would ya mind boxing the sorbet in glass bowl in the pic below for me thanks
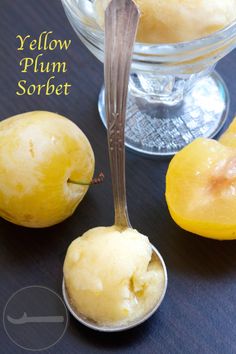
[62,0,236,156]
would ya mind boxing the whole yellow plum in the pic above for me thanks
[0,111,95,228]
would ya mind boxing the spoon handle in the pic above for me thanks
[104,0,140,228]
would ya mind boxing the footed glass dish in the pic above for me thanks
[62,0,236,157]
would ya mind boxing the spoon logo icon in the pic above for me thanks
[7,313,65,324]
[3,286,68,351]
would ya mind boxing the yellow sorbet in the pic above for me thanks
[95,0,236,43]
[63,226,165,325]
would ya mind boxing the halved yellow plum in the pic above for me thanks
[219,117,236,148]
[166,138,236,240]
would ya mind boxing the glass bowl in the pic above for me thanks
[61,0,236,157]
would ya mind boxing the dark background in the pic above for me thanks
[0,0,236,353]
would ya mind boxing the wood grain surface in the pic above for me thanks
[0,1,236,353]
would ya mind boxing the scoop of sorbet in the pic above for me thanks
[63,226,165,325]
[95,0,236,43]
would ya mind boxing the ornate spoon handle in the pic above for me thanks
[104,0,140,228]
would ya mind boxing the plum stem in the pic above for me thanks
[68,172,105,186]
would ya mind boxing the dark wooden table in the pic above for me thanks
[0,1,236,353]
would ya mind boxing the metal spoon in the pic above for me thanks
[63,0,168,332]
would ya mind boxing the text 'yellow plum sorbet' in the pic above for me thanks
[95,0,236,43]
[63,226,165,325]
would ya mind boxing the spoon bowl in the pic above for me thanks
[62,244,167,332]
